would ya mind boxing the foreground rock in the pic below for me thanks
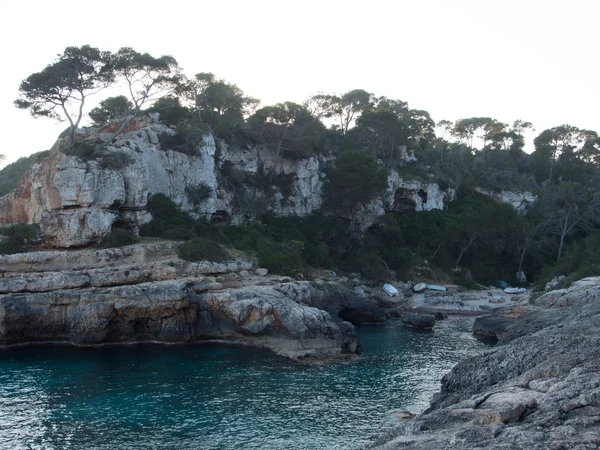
[370,277,600,449]
[0,242,360,362]
[401,313,435,329]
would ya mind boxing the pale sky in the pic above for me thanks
[1,0,599,167]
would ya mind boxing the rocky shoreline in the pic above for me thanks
[6,240,598,448]
[370,277,600,449]
[0,241,368,362]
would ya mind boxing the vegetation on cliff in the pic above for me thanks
[8,45,600,287]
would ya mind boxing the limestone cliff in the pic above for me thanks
[0,114,456,247]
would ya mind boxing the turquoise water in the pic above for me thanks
[0,318,490,450]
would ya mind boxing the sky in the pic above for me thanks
[1,0,599,167]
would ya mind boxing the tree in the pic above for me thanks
[324,149,388,230]
[576,130,600,164]
[329,89,374,133]
[88,96,133,126]
[303,93,336,121]
[179,72,258,126]
[353,109,409,159]
[248,102,325,173]
[110,47,181,138]
[14,45,114,145]
[533,125,583,182]
[404,109,436,146]
[537,182,600,261]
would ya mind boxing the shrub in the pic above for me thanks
[99,152,135,171]
[178,238,229,262]
[147,96,192,127]
[186,183,212,206]
[64,140,103,160]
[139,193,196,237]
[259,252,298,276]
[158,118,210,155]
[101,230,139,248]
[0,223,39,240]
[162,227,194,241]
[89,96,133,126]
[0,237,25,255]
[0,223,42,255]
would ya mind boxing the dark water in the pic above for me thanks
[0,318,490,450]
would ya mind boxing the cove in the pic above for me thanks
[0,317,491,450]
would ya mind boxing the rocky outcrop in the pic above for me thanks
[474,187,536,213]
[0,242,360,362]
[401,312,436,329]
[370,277,600,449]
[0,115,455,247]
[278,281,387,324]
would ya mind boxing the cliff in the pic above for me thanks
[370,278,600,449]
[0,114,456,247]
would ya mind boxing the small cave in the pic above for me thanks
[111,218,137,234]
[417,189,428,203]
[392,188,417,215]
[211,210,231,224]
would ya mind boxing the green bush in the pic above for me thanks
[158,118,210,155]
[140,194,196,237]
[147,96,192,127]
[99,152,134,171]
[0,223,42,255]
[258,252,298,276]
[0,237,25,255]
[162,227,194,241]
[178,238,229,262]
[101,230,139,248]
[64,140,103,160]
[0,223,39,240]
[186,183,212,206]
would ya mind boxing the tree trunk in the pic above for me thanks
[557,232,566,261]
[269,130,287,184]
[455,235,477,270]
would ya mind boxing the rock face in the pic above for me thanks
[474,187,536,213]
[0,242,360,362]
[401,312,436,329]
[0,115,455,247]
[370,277,600,449]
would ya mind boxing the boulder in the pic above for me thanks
[372,277,600,449]
[401,313,435,329]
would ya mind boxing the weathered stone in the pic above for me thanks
[0,116,457,246]
[371,277,600,449]
[0,243,360,363]
[401,313,436,329]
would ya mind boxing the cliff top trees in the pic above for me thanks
[248,102,324,160]
[109,47,181,138]
[14,45,114,145]
[178,72,258,127]
[324,149,388,230]
[14,45,181,143]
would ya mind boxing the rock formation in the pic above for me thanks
[0,114,456,247]
[0,242,361,362]
[370,277,600,449]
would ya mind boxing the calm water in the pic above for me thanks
[0,318,490,450]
